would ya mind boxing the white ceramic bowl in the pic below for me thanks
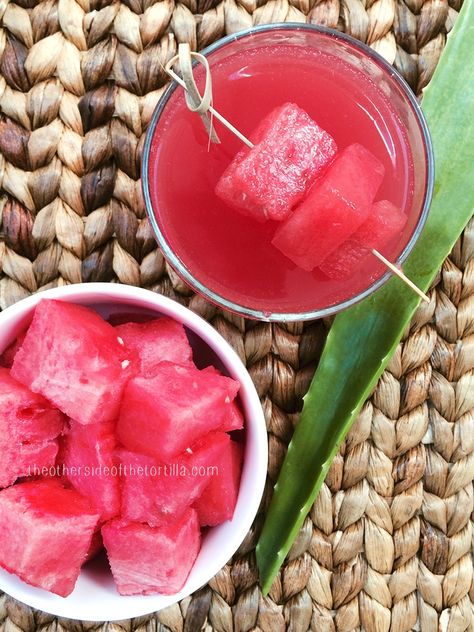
[0,283,268,621]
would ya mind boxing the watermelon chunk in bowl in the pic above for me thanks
[118,432,232,527]
[117,361,239,461]
[0,283,267,621]
[0,369,64,488]
[194,440,243,527]
[0,332,26,368]
[202,366,244,432]
[11,300,131,426]
[63,419,121,521]
[221,401,245,432]
[114,317,194,376]
[0,479,100,597]
[102,509,201,596]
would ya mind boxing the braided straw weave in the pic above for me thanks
[0,0,472,630]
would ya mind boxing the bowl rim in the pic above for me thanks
[0,282,268,621]
[142,22,434,322]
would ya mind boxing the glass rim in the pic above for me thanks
[142,22,435,322]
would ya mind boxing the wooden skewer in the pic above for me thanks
[164,62,430,305]
[371,249,429,302]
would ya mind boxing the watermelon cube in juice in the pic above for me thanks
[0,479,100,597]
[102,508,201,595]
[63,420,121,520]
[144,27,430,316]
[117,361,239,460]
[115,317,193,376]
[119,432,230,526]
[320,200,408,279]
[215,102,337,222]
[272,144,385,271]
[11,300,132,426]
[194,440,243,527]
[0,368,64,488]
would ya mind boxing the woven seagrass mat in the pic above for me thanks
[0,0,473,630]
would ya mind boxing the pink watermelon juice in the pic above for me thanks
[144,26,432,318]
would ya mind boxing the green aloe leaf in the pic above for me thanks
[256,0,474,593]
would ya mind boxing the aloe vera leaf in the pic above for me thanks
[256,0,474,593]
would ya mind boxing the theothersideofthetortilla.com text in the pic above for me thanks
[26,463,220,478]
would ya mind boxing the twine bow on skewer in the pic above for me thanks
[163,47,430,304]
[164,44,254,148]
[165,44,220,144]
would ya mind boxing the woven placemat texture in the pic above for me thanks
[0,0,472,630]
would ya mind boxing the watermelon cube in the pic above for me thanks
[0,368,64,488]
[222,401,245,432]
[316,144,385,209]
[63,420,120,520]
[215,102,337,222]
[119,432,230,526]
[11,300,132,426]
[202,366,244,432]
[194,440,243,526]
[272,144,385,271]
[102,508,201,595]
[115,317,193,376]
[0,479,100,596]
[0,332,26,368]
[117,361,240,460]
[0,368,64,443]
[320,200,408,279]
